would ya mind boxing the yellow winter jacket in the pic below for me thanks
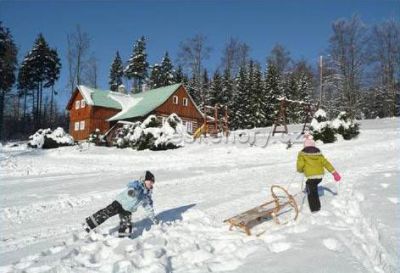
[296,147,335,178]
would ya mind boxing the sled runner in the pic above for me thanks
[223,185,299,236]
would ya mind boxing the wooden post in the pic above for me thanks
[272,98,288,136]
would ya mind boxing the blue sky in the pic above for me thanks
[1,0,399,108]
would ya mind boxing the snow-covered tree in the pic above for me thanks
[332,111,360,140]
[159,52,175,87]
[109,51,124,91]
[124,36,149,93]
[264,63,283,125]
[310,109,336,143]
[230,66,251,129]
[208,71,223,107]
[250,62,267,128]
[149,64,162,89]
[0,22,18,139]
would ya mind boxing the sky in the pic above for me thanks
[1,0,399,108]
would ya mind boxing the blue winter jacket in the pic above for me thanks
[115,180,155,221]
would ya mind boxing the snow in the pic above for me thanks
[314,109,327,118]
[107,91,143,120]
[78,85,94,105]
[0,118,399,273]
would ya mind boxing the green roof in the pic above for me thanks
[78,85,122,110]
[77,83,183,121]
[108,83,182,121]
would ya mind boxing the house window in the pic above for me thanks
[173,95,179,105]
[80,120,85,130]
[74,122,79,131]
[186,121,193,133]
[183,97,188,107]
[81,99,85,108]
[75,100,80,109]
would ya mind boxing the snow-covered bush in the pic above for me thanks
[332,112,360,140]
[88,129,106,146]
[113,114,185,151]
[310,109,336,143]
[28,128,74,149]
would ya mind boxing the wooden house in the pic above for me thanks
[66,83,204,141]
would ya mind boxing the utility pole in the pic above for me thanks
[319,55,323,104]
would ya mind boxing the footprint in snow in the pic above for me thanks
[268,242,291,253]
[322,238,342,252]
[387,197,399,204]
[380,183,390,189]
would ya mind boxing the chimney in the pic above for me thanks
[118,84,126,94]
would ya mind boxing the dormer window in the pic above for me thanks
[81,99,86,108]
[183,97,188,107]
[75,100,80,109]
[173,95,179,105]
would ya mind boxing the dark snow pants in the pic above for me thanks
[86,200,132,234]
[305,179,323,212]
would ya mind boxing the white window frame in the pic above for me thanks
[183,97,188,107]
[80,120,85,131]
[81,99,86,108]
[75,100,80,109]
[74,122,79,131]
[173,95,179,105]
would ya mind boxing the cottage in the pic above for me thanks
[66,83,203,141]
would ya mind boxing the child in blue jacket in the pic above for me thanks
[84,171,158,237]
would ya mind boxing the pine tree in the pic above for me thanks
[124,36,149,93]
[149,63,162,89]
[208,71,223,107]
[201,69,210,109]
[159,52,175,87]
[250,63,267,127]
[0,22,18,139]
[222,68,233,107]
[23,34,61,129]
[231,66,252,129]
[109,51,124,91]
[175,65,186,84]
[264,63,283,125]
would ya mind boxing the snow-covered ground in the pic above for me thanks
[0,118,398,273]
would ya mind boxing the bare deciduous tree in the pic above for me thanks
[369,18,400,116]
[67,25,91,92]
[220,37,250,77]
[178,34,211,81]
[328,15,367,117]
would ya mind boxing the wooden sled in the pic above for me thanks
[223,185,299,236]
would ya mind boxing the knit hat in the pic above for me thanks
[303,133,316,147]
[145,170,155,182]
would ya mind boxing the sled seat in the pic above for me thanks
[223,200,278,235]
[223,185,299,235]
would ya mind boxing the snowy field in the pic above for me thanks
[0,118,399,273]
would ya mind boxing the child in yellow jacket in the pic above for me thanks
[297,134,341,212]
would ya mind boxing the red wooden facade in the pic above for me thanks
[66,85,203,141]
[66,89,120,141]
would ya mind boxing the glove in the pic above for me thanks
[332,171,341,182]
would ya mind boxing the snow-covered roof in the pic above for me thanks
[71,83,192,121]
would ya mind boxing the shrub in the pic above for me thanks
[28,128,74,149]
[310,109,337,143]
[332,112,360,140]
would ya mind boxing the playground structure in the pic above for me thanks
[193,104,229,139]
[224,185,299,236]
[272,98,319,136]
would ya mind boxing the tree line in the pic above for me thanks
[1,15,399,141]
